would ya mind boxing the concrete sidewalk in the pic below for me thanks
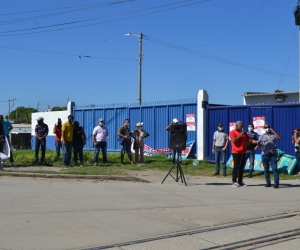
[0,176,299,250]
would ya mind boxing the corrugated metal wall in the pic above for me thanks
[206,103,300,161]
[73,101,197,153]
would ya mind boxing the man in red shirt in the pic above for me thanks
[53,118,62,159]
[230,121,257,187]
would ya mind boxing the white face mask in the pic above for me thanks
[264,128,269,133]
[248,127,253,132]
[218,127,223,131]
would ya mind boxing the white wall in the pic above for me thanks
[244,93,299,104]
[31,102,73,136]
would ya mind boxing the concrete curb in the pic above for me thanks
[0,172,141,182]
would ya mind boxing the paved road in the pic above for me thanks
[0,176,299,250]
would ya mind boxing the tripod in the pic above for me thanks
[162,151,187,186]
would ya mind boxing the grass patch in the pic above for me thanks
[2,150,299,180]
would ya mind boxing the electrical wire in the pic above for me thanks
[193,0,269,48]
[0,0,133,26]
[143,35,298,79]
[0,0,210,36]
[0,45,137,61]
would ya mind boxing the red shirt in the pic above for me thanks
[230,129,251,154]
[54,125,62,141]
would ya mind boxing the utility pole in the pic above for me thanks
[37,101,39,111]
[294,1,300,101]
[8,98,16,120]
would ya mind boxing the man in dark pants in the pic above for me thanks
[117,119,134,164]
[34,117,49,164]
[229,121,257,187]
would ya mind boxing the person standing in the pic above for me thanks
[132,122,150,164]
[117,119,134,164]
[61,115,74,167]
[53,118,62,159]
[0,115,14,166]
[166,118,186,164]
[0,121,4,169]
[292,127,300,175]
[212,123,229,176]
[34,117,49,164]
[258,123,281,188]
[245,123,259,178]
[230,121,257,187]
[73,121,86,167]
[93,119,109,165]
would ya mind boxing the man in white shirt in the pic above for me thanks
[93,119,109,165]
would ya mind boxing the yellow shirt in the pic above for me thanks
[61,121,74,142]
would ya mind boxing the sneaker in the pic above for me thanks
[93,163,97,166]
[223,173,227,177]
[265,183,271,188]
[232,182,239,188]
[248,174,252,178]
[10,162,14,167]
[213,172,219,176]
[239,182,247,187]
[273,184,279,189]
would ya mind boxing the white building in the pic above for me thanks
[242,91,299,105]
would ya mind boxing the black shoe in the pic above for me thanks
[273,184,279,189]
[248,174,252,178]
[223,173,227,177]
[265,183,271,187]
[213,172,219,176]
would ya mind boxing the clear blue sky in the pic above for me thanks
[0,0,298,115]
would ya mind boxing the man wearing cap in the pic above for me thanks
[117,119,134,164]
[61,115,74,167]
[212,123,229,176]
[131,122,150,164]
[35,117,49,164]
[0,115,13,166]
[166,118,185,164]
[93,119,109,165]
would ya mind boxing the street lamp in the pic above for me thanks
[125,32,143,105]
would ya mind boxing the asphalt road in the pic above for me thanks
[0,176,300,250]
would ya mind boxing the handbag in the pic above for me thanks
[117,136,124,145]
[265,134,279,158]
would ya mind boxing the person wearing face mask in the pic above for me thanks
[292,128,300,176]
[258,124,281,188]
[73,121,86,167]
[245,123,259,178]
[61,115,74,167]
[131,122,150,165]
[93,119,109,165]
[230,121,257,187]
[117,119,134,164]
[53,118,62,160]
[34,117,49,164]
[212,123,229,176]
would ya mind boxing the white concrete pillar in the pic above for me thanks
[197,90,209,160]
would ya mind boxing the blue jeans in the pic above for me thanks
[246,150,255,174]
[214,147,226,174]
[295,152,300,171]
[35,139,46,162]
[262,154,279,185]
[55,141,62,158]
[172,150,182,164]
[94,141,107,163]
[62,141,73,165]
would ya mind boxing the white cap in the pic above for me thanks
[173,118,179,123]
[136,122,143,127]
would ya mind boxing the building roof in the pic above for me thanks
[242,91,299,96]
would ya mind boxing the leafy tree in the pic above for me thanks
[51,106,67,111]
[274,89,284,93]
[9,106,37,123]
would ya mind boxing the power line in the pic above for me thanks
[0,45,137,61]
[0,0,210,37]
[192,0,269,48]
[0,0,133,27]
[143,35,298,79]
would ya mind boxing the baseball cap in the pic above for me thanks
[68,115,74,119]
[173,118,179,123]
[36,117,44,121]
[98,118,104,122]
[218,123,223,127]
[136,122,143,127]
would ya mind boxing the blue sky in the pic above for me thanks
[0,0,298,115]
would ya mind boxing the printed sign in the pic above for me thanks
[253,116,265,135]
[186,114,196,131]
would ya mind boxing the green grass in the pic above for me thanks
[2,150,299,180]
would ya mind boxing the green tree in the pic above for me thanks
[274,89,284,93]
[9,106,37,123]
[51,106,67,111]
